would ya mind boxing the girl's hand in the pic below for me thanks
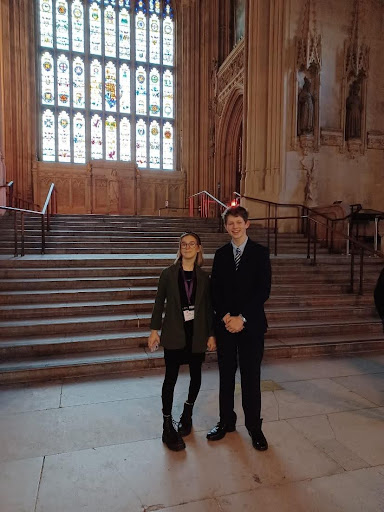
[148,330,160,352]
[207,336,216,351]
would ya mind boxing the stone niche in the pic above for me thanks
[32,161,186,216]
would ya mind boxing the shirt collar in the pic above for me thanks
[231,236,248,256]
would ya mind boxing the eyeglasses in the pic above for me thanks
[181,241,197,248]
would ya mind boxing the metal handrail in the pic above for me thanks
[0,183,57,256]
[241,193,362,253]
[249,213,384,295]
[188,190,227,209]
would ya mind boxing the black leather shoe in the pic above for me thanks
[206,422,236,441]
[178,402,193,437]
[249,428,268,451]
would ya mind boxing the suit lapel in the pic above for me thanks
[194,266,206,314]
[170,264,182,311]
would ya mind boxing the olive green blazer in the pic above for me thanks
[150,263,214,353]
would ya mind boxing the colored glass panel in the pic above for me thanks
[57,54,70,107]
[73,112,86,163]
[119,8,130,60]
[90,59,103,110]
[136,119,147,167]
[104,5,116,57]
[71,0,84,52]
[58,111,71,162]
[163,122,173,169]
[135,10,147,61]
[149,14,160,64]
[119,0,130,7]
[119,64,130,113]
[40,0,53,48]
[149,1,160,14]
[163,69,173,118]
[106,116,117,160]
[105,61,117,111]
[149,120,160,168]
[136,66,147,115]
[163,15,174,66]
[120,117,131,160]
[73,56,85,108]
[89,2,102,55]
[149,68,160,117]
[56,1,69,50]
[41,52,55,105]
[163,0,173,18]
[42,109,55,161]
[91,114,103,158]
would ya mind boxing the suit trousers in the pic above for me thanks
[216,327,264,431]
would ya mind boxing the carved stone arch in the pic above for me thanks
[215,86,244,205]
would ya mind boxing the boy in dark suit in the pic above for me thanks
[207,206,271,450]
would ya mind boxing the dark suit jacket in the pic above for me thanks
[150,263,214,352]
[211,238,271,337]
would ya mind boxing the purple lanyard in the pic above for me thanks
[182,269,194,305]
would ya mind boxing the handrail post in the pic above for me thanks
[41,215,46,254]
[21,212,25,257]
[346,221,350,255]
[349,243,355,293]
[312,222,317,265]
[274,216,278,256]
[374,217,378,252]
[330,219,334,252]
[326,219,329,250]
[47,206,50,232]
[359,247,364,295]
[267,203,271,249]
[307,217,311,259]
[14,211,18,257]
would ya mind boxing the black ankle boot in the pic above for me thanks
[178,402,194,437]
[162,415,186,451]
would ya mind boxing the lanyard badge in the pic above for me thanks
[182,269,195,321]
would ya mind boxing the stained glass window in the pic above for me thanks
[38,0,175,169]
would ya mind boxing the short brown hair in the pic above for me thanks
[174,231,204,267]
[223,206,249,224]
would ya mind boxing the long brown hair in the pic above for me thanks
[174,232,204,267]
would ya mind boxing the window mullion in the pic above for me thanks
[131,3,136,165]
[84,2,91,164]
[53,0,59,162]
[160,1,163,170]
[68,1,74,163]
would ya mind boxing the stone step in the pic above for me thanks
[1,333,384,384]
[0,312,381,338]
[0,287,374,306]
[0,301,376,321]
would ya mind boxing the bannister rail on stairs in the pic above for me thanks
[249,212,384,296]
[188,189,227,232]
[0,183,57,256]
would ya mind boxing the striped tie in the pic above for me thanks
[235,247,241,270]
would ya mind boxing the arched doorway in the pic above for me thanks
[215,87,244,205]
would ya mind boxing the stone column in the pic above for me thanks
[244,0,286,211]
[0,0,36,204]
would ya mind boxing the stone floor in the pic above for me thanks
[1,354,384,512]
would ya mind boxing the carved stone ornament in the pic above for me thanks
[347,138,362,159]
[217,40,244,108]
[367,131,384,150]
[320,129,343,147]
[299,134,315,155]
[345,0,369,80]
[296,0,321,71]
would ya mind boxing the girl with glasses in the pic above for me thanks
[148,232,216,451]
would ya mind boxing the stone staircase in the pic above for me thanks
[0,214,383,384]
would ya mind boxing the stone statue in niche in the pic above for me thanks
[345,80,362,140]
[298,77,315,136]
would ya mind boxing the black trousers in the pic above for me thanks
[161,357,203,416]
[216,328,264,431]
